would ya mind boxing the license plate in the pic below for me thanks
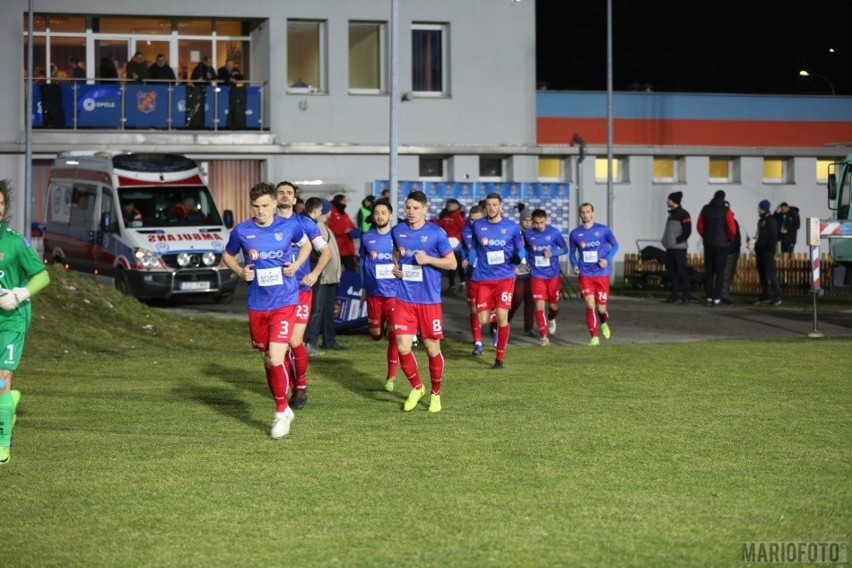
[180,281,211,291]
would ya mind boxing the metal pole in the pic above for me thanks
[606,0,614,228]
[388,0,399,221]
[25,0,34,236]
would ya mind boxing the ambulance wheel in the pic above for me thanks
[115,270,133,296]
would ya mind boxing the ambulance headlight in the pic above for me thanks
[133,248,160,269]
[176,253,191,267]
[202,252,217,266]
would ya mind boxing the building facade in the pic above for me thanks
[2,0,851,276]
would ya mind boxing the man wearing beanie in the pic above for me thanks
[696,190,737,306]
[661,191,692,304]
[754,199,782,305]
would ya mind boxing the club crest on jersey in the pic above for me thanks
[420,235,428,243]
[274,232,284,241]
[500,228,507,234]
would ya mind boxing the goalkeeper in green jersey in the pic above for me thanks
[0,180,50,465]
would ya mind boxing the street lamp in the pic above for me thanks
[799,69,836,95]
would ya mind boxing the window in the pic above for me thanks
[652,157,684,183]
[479,157,503,180]
[349,22,385,93]
[412,23,447,95]
[708,157,740,183]
[817,158,839,183]
[419,156,445,178]
[538,157,562,180]
[288,20,326,92]
[763,158,793,184]
[594,157,627,183]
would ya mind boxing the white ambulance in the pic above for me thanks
[43,151,239,302]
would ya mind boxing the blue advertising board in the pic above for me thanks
[74,84,122,128]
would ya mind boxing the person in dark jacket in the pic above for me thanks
[719,201,741,304]
[696,190,736,306]
[754,199,782,305]
[661,191,692,304]
[773,202,800,255]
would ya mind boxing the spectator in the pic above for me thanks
[190,56,216,84]
[754,199,782,306]
[304,198,344,353]
[327,194,361,272]
[719,201,741,305]
[661,191,692,305]
[773,202,800,255]
[98,53,118,83]
[148,54,176,83]
[68,56,86,80]
[696,189,736,307]
[356,195,375,233]
[435,198,467,292]
[125,51,149,83]
[217,60,238,85]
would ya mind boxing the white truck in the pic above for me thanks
[43,151,239,302]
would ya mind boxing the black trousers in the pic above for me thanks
[703,245,728,302]
[665,248,690,301]
[756,250,781,302]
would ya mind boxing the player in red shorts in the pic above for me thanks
[568,202,620,346]
[468,193,526,369]
[391,191,457,412]
[359,198,400,392]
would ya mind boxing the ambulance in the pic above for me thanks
[43,151,239,301]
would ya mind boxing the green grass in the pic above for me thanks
[2,265,850,567]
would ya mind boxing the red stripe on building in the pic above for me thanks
[537,118,852,147]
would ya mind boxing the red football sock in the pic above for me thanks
[470,313,482,343]
[386,330,399,379]
[399,351,423,390]
[585,307,598,336]
[265,363,289,412]
[535,308,548,337]
[292,343,308,388]
[427,352,444,395]
[496,324,510,360]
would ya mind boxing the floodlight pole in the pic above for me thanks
[388,0,400,222]
[605,0,614,228]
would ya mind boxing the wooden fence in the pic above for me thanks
[622,252,836,296]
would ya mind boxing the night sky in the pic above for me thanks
[536,0,852,96]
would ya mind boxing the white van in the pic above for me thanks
[43,151,239,302]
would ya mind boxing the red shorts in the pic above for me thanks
[248,305,297,351]
[295,290,313,325]
[578,275,610,305]
[366,295,396,329]
[530,275,561,304]
[393,300,444,340]
[475,277,515,312]
[465,279,480,309]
